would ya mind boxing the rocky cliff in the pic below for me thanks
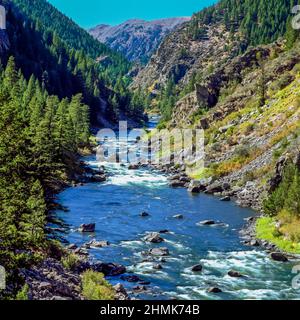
[89,17,190,62]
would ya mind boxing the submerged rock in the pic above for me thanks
[128,164,140,170]
[140,211,150,217]
[173,214,184,219]
[120,275,141,283]
[207,287,222,293]
[159,229,170,234]
[220,196,231,202]
[191,264,203,272]
[153,264,163,270]
[198,220,216,226]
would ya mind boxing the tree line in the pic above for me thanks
[0,57,89,277]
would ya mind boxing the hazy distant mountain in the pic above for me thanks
[89,17,190,62]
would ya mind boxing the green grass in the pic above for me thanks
[256,217,300,254]
[81,271,115,300]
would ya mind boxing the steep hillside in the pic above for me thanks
[139,0,300,252]
[133,0,298,93]
[0,0,143,126]
[89,18,190,63]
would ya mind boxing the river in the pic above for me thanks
[56,117,300,300]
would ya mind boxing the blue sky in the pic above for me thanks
[48,0,216,28]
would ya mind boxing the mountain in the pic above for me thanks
[133,0,298,93]
[89,17,190,63]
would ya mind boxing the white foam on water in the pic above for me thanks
[107,171,168,187]
[119,240,144,249]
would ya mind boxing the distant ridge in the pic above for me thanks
[89,17,190,62]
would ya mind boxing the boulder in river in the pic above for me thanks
[153,264,163,270]
[78,223,96,233]
[128,164,140,170]
[133,285,148,292]
[89,240,110,248]
[144,232,164,244]
[270,252,288,262]
[173,214,184,219]
[228,270,244,278]
[207,287,222,293]
[159,230,169,234]
[191,264,203,272]
[198,220,216,226]
[93,262,126,276]
[148,247,170,257]
[140,211,150,217]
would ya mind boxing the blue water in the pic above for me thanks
[56,119,300,300]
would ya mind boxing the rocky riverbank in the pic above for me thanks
[14,155,133,301]
[21,256,129,300]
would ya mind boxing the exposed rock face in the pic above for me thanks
[171,44,279,127]
[132,22,242,91]
[21,258,83,300]
[89,18,190,62]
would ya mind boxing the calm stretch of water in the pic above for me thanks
[56,118,300,300]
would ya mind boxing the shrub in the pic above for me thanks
[16,284,29,300]
[81,271,115,300]
[61,253,80,271]
[263,163,300,217]
[234,145,250,158]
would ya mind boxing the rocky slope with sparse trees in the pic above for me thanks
[133,0,300,253]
